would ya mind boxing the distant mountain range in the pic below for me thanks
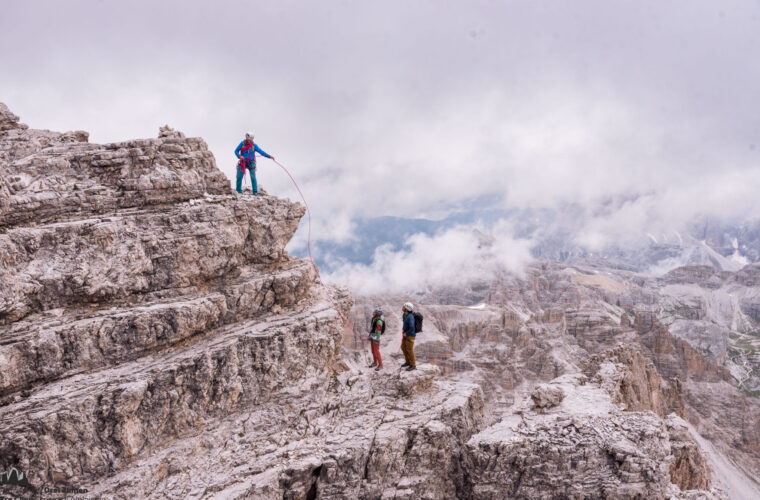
[291,208,760,275]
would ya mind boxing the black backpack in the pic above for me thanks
[371,316,386,335]
[413,312,423,333]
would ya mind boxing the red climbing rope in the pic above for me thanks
[271,159,370,364]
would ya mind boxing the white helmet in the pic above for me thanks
[245,133,253,141]
[403,302,414,312]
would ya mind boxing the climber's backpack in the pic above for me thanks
[413,312,423,334]
[371,316,386,335]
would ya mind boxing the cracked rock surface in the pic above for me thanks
[0,105,346,497]
[0,104,744,499]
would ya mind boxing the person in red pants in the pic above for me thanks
[368,307,385,371]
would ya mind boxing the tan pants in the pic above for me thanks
[401,335,416,366]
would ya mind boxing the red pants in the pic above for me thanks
[370,340,382,367]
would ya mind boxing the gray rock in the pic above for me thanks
[465,373,714,500]
[530,383,565,409]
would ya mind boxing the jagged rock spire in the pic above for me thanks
[0,102,28,133]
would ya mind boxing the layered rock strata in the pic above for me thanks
[464,369,714,499]
[352,261,760,498]
[0,105,348,495]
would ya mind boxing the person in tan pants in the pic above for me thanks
[400,302,416,371]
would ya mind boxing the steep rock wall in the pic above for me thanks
[0,105,347,492]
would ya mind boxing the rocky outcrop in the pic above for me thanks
[662,266,727,288]
[730,263,760,287]
[463,368,714,499]
[666,415,712,492]
[0,106,512,500]
[0,303,343,483]
[635,310,731,383]
[0,259,315,397]
[0,117,229,228]
[467,412,674,498]
[0,105,348,494]
[0,102,28,134]
[565,308,627,350]
[530,383,564,409]
[0,197,304,324]
[84,368,486,499]
[584,344,685,417]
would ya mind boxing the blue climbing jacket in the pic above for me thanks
[403,312,416,337]
[235,140,271,169]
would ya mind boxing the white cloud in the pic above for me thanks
[2,0,760,262]
[324,222,533,294]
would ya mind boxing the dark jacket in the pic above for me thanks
[402,312,416,337]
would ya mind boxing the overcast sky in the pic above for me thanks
[2,1,760,281]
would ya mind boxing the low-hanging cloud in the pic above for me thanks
[324,221,533,294]
[2,0,760,275]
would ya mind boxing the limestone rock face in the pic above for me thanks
[584,344,683,417]
[0,105,499,500]
[0,120,230,228]
[395,363,440,396]
[467,413,674,499]
[663,266,725,287]
[464,368,714,500]
[0,102,28,133]
[530,383,565,409]
[352,259,760,498]
[87,372,486,500]
[0,105,347,495]
[666,415,712,492]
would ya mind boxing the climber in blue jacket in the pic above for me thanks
[235,133,274,195]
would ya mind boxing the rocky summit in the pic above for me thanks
[0,104,757,499]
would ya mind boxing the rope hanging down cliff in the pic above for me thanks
[271,159,370,363]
